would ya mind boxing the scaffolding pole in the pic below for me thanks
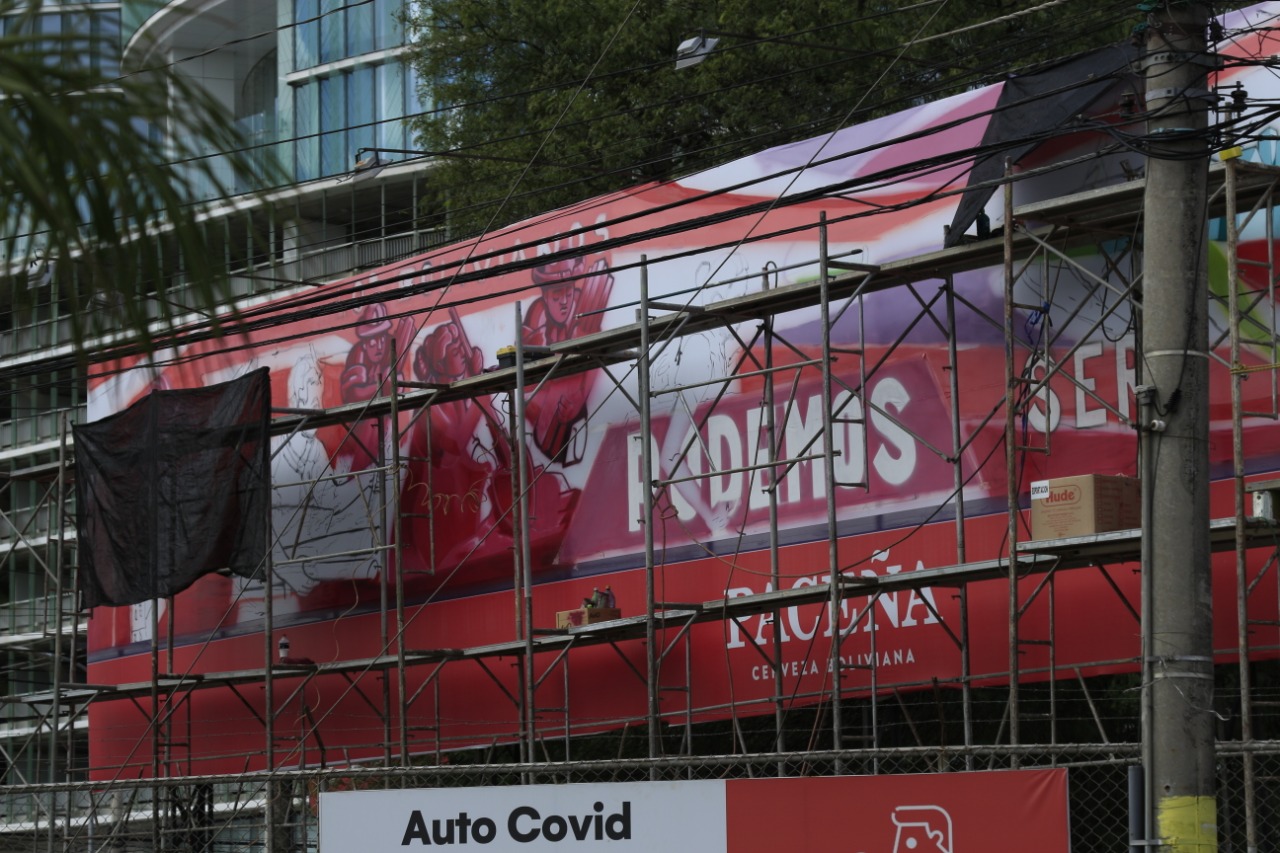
[390,340,409,763]
[514,301,538,766]
[1226,154,1258,852]
[1002,160,1021,756]
[818,216,845,767]
[944,275,974,768]
[638,260,660,768]
[762,266,786,770]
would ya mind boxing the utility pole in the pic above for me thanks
[1140,2,1217,851]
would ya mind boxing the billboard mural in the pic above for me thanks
[320,769,1070,852]
[82,4,1280,777]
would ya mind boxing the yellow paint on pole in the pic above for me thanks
[1157,796,1218,851]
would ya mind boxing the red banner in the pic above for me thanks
[80,18,1280,778]
[726,769,1069,853]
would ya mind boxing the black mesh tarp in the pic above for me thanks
[73,368,271,608]
[945,43,1140,247]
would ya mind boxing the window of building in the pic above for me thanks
[295,81,319,182]
[348,2,373,56]
[1,6,120,75]
[318,0,346,65]
[293,59,424,182]
[294,0,319,70]
[318,73,347,176]
[374,0,402,51]
[295,0,404,71]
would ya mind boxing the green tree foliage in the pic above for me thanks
[405,0,1139,237]
[0,0,277,349]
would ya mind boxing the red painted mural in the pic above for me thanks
[81,7,1280,778]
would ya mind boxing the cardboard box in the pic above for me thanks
[555,607,622,629]
[1029,475,1140,541]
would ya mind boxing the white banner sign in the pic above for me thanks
[320,779,728,851]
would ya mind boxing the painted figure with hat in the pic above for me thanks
[521,254,613,461]
[394,250,612,595]
[400,310,507,590]
[338,302,414,471]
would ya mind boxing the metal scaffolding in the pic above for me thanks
[3,159,1280,849]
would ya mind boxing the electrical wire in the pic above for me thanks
[34,54,1147,376]
[396,2,1141,232]
[0,8,1152,391]
[0,100,1221,405]
[5,1,1274,768]
[2,0,1141,261]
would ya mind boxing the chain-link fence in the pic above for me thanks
[2,742,1278,852]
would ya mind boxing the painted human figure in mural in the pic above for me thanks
[400,314,506,589]
[397,253,613,593]
[232,353,374,620]
[338,302,414,471]
[253,349,378,616]
[522,256,614,462]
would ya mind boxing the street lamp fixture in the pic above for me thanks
[354,146,558,171]
[675,33,720,69]
[351,145,568,182]
[675,27,866,70]
[351,147,426,182]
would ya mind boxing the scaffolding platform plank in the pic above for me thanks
[5,512,1279,711]
[1017,517,1280,567]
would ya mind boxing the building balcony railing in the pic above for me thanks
[0,408,77,454]
[0,594,80,640]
